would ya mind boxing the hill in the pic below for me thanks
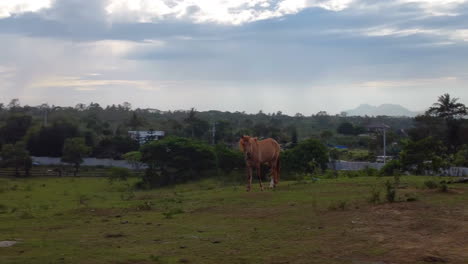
[345,104,420,117]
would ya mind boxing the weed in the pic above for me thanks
[162,208,184,219]
[78,195,90,206]
[385,180,396,203]
[439,183,449,193]
[424,180,438,189]
[18,211,34,219]
[328,200,347,211]
[136,201,153,211]
[404,193,418,202]
[149,255,163,263]
[368,188,381,204]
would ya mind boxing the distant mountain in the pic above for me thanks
[345,104,420,117]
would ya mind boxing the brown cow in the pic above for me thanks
[239,136,281,191]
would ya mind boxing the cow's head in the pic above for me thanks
[239,135,257,160]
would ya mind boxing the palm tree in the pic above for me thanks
[426,93,467,119]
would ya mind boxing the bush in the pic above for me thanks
[424,180,438,189]
[107,167,131,182]
[214,144,244,174]
[368,188,381,204]
[140,136,216,188]
[380,160,402,176]
[385,180,396,203]
[439,182,449,193]
[281,138,328,174]
[454,145,468,167]
[362,167,380,177]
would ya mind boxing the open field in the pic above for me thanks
[0,175,467,264]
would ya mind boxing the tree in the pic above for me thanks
[0,114,32,144]
[123,151,143,171]
[337,122,355,135]
[425,94,467,152]
[7,99,21,111]
[400,137,448,174]
[426,93,467,120]
[27,120,79,157]
[320,130,333,143]
[140,136,216,187]
[0,142,32,177]
[127,112,145,130]
[61,138,91,177]
[214,143,244,174]
[281,138,329,173]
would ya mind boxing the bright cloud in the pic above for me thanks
[0,0,52,18]
[106,0,356,24]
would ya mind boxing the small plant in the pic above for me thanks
[136,201,153,211]
[404,193,418,202]
[162,208,184,219]
[78,194,90,206]
[424,180,438,189]
[18,211,34,219]
[380,160,402,176]
[328,200,347,211]
[368,188,381,204]
[439,183,449,193]
[385,180,396,203]
[149,255,163,263]
[107,167,131,182]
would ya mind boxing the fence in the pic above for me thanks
[328,161,468,177]
[328,160,385,171]
[31,157,146,169]
[0,167,144,178]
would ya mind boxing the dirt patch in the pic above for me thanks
[349,202,468,264]
[0,241,18,247]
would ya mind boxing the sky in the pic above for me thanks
[0,0,467,115]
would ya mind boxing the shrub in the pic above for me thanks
[368,188,381,204]
[140,137,216,188]
[380,160,402,176]
[281,138,328,174]
[362,167,380,177]
[439,182,449,192]
[214,143,244,174]
[107,167,131,182]
[400,137,448,174]
[385,180,396,203]
[328,200,348,211]
[424,180,438,189]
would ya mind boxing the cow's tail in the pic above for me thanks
[275,156,280,184]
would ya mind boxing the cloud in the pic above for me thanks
[0,0,468,114]
[0,0,52,18]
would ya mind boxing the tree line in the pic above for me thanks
[1,94,467,182]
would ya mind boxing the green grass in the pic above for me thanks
[0,175,467,264]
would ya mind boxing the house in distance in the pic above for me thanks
[128,130,165,145]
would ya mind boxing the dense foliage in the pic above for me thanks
[282,138,329,173]
[140,137,216,187]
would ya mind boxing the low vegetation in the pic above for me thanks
[0,175,466,264]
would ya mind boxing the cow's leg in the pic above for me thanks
[268,162,275,188]
[257,165,264,191]
[246,166,252,192]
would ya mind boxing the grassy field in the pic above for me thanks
[0,175,467,264]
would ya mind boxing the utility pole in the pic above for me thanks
[383,128,387,164]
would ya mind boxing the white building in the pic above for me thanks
[128,130,165,145]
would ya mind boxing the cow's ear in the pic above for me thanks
[239,139,245,152]
[254,137,258,142]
